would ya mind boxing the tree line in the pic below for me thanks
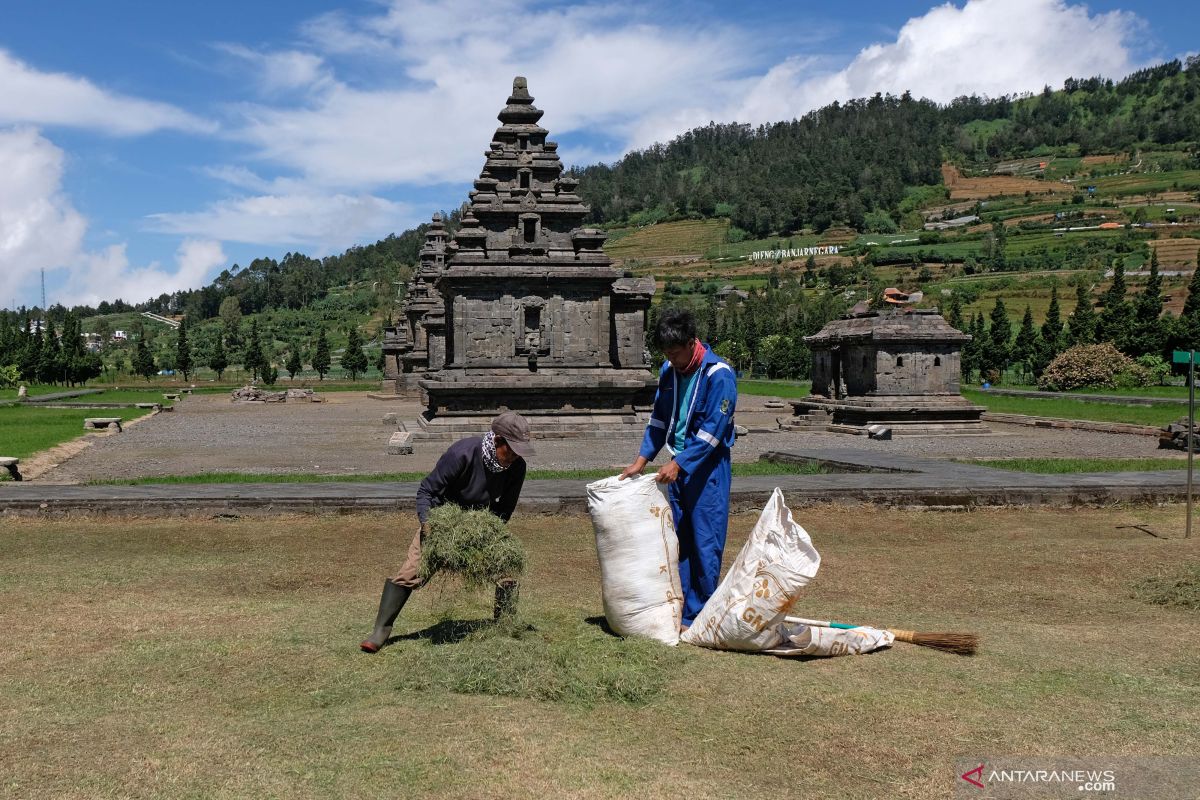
[954,247,1200,384]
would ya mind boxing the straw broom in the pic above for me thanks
[784,615,979,656]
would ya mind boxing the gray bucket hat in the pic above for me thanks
[491,411,535,458]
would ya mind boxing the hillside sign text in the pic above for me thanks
[749,245,840,261]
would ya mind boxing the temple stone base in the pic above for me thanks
[393,373,427,398]
[413,370,654,440]
[782,394,990,436]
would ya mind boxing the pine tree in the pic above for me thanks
[1130,255,1165,356]
[286,342,303,380]
[1012,305,1040,382]
[175,318,192,382]
[1097,261,1134,350]
[1067,283,1097,345]
[133,337,156,381]
[312,328,331,380]
[1101,260,1127,308]
[342,326,368,380]
[982,297,1012,381]
[243,319,265,381]
[37,318,62,385]
[208,334,228,381]
[962,312,986,383]
[1173,251,1200,352]
[1036,286,1065,376]
[947,293,964,331]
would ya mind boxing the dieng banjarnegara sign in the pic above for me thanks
[749,246,840,260]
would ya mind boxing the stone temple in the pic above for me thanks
[782,308,987,436]
[412,77,656,439]
[381,213,449,395]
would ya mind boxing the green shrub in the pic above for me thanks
[1135,354,1172,386]
[1038,343,1149,391]
[0,364,19,389]
[420,505,526,587]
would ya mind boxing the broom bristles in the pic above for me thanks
[891,629,979,656]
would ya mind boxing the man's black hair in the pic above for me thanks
[654,308,697,349]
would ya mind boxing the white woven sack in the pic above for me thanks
[586,475,683,646]
[681,488,820,651]
[763,623,895,657]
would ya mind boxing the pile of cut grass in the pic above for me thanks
[420,505,526,587]
[394,613,686,707]
[1132,562,1200,610]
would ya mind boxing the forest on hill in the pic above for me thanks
[571,59,1200,237]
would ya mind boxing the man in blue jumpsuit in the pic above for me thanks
[620,308,737,630]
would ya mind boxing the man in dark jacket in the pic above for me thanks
[360,411,533,652]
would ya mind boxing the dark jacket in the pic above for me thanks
[415,436,526,523]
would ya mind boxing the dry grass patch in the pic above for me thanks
[1,506,1198,798]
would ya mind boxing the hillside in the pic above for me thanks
[574,59,1200,238]
[5,59,1200,387]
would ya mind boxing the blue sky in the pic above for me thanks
[1,0,1195,309]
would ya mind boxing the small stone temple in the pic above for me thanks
[413,77,656,439]
[381,213,450,395]
[782,308,987,435]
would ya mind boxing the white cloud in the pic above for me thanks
[0,127,87,305]
[224,0,755,187]
[734,0,1144,124]
[0,49,215,135]
[74,238,226,307]
[215,44,331,94]
[0,127,225,308]
[145,191,409,250]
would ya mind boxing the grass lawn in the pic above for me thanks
[90,460,829,486]
[35,389,179,406]
[959,457,1189,473]
[976,383,1192,400]
[737,379,812,398]
[0,383,68,400]
[0,405,150,462]
[1,507,1196,798]
[962,389,1181,426]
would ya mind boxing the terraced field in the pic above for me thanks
[603,219,730,263]
[1148,237,1200,267]
[942,164,1073,200]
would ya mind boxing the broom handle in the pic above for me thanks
[784,615,861,630]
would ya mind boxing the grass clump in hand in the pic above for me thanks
[1132,562,1200,610]
[419,504,526,587]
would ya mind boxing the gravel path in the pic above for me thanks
[39,391,1179,484]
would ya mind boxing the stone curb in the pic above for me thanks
[982,412,1161,437]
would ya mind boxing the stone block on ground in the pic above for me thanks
[382,412,398,427]
[734,424,749,437]
[387,431,414,455]
[0,456,22,481]
[84,417,123,432]
[763,400,787,410]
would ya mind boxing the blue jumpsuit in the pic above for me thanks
[638,345,737,626]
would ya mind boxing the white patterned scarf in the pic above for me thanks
[481,431,508,473]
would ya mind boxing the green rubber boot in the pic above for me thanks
[360,581,411,653]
